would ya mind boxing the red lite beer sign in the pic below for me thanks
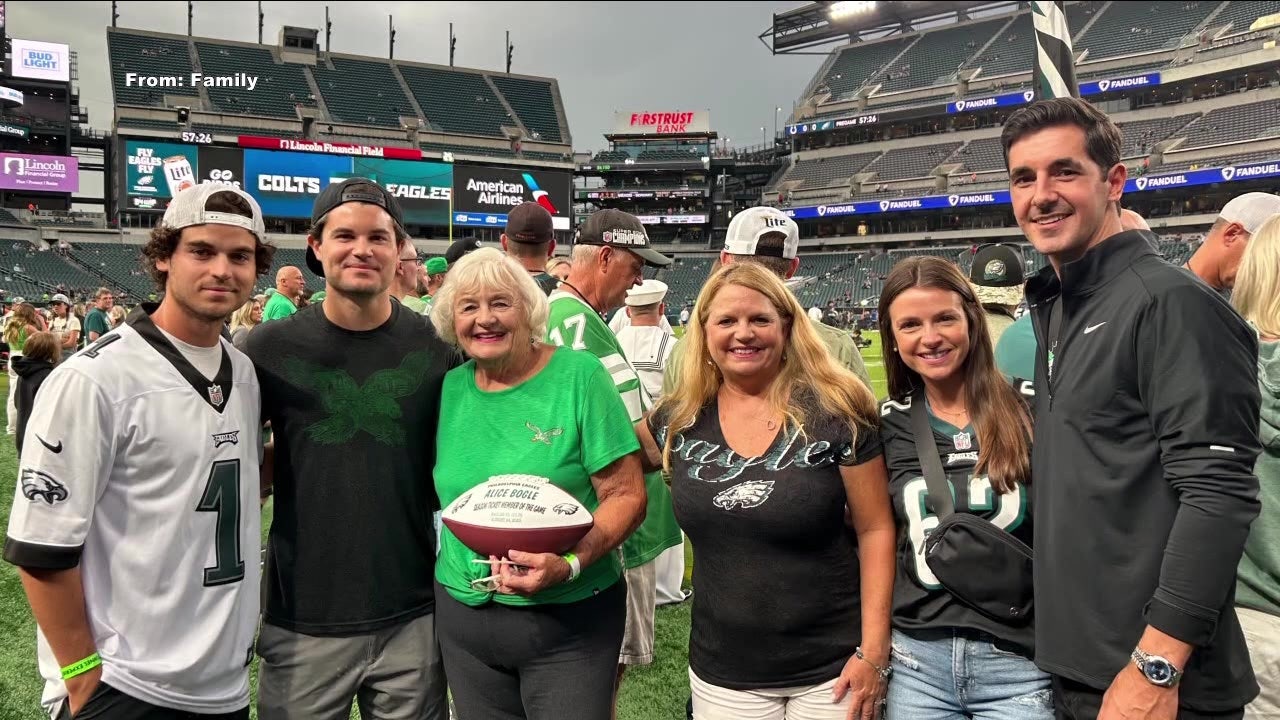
[630,112,697,134]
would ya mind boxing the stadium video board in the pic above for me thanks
[451,167,572,230]
[122,139,454,224]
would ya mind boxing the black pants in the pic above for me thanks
[1052,676,1244,720]
[436,578,627,720]
[59,682,249,720]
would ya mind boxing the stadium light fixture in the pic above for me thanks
[828,1,877,21]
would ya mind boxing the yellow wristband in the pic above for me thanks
[60,652,101,681]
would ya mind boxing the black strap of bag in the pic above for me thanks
[910,390,954,518]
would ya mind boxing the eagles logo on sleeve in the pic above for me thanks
[20,469,69,506]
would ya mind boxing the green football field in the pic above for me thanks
[0,332,887,719]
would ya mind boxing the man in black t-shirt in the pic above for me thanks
[500,201,561,295]
[246,179,456,720]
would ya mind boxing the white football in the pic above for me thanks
[442,474,594,558]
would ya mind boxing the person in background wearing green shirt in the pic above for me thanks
[429,247,646,720]
[262,266,305,322]
[392,243,429,314]
[422,258,447,314]
[81,287,114,344]
[546,209,682,709]
[1229,214,1280,719]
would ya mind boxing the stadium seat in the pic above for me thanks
[109,30,201,107]
[1075,1,1216,60]
[489,76,563,143]
[399,66,515,138]
[196,43,317,119]
[875,17,1010,93]
[1116,112,1202,157]
[864,142,963,181]
[818,37,916,100]
[1204,0,1280,33]
[1178,98,1280,149]
[783,151,883,188]
[312,58,413,128]
[947,137,1008,173]
[964,13,1035,80]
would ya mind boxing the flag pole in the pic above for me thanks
[1032,1,1080,99]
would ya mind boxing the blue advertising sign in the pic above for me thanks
[453,211,508,228]
[1079,72,1161,96]
[947,91,1036,114]
[781,158,1280,220]
[242,149,352,219]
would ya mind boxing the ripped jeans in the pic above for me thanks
[885,627,1054,720]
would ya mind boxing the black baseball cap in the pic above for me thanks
[445,237,483,264]
[574,209,671,267]
[969,243,1025,287]
[305,178,405,277]
[505,202,555,243]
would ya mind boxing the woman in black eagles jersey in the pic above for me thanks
[635,262,895,720]
[877,256,1053,718]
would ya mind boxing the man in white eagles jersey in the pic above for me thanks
[3,183,275,720]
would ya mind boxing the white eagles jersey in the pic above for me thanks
[3,306,263,714]
[615,325,676,402]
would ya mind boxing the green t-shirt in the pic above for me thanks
[262,292,298,322]
[83,307,110,341]
[545,291,683,568]
[434,346,639,607]
[400,295,428,314]
[994,313,1037,382]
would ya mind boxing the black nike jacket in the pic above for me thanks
[1024,230,1261,710]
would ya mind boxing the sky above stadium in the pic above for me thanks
[12,0,824,155]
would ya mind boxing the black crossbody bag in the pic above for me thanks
[910,392,1035,626]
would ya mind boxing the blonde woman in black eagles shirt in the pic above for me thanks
[876,256,1052,718]
[635,262,895,720]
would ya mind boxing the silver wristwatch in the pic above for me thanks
[1131,648,1182,688]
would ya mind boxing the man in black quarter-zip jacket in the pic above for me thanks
[1002,97,1262,720]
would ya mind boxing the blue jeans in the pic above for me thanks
[886,628,1054,720]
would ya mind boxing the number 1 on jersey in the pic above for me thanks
[197,460,244,587]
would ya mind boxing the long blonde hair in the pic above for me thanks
[1234,214,1280,339]
[4,303,38,346]
[229,299,261,333]
[656,262,878,471]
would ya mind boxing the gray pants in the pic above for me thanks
[256,612,448,720]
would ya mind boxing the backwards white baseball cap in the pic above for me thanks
[1219,192,1280,234]
[163,183,267,241]
[724,206,799,259]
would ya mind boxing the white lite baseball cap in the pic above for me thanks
[724,206,800,259]
[163,183,267,241]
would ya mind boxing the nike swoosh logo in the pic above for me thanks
[37,435,62,453]
[1084,322,1107,334]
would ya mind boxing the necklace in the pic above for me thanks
[926,394,972,449]
[557,280,602,318]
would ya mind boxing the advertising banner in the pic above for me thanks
[613,111,710,135]
[452,166,571,230]
[780,158,1280,220]
[947,90,1035,115]
[0,122,28,139]
[197,146,246,190]
[11,39,70,82]
[348,158,452,226]
[242,148,351,219]
[238,135,423,161]
[1080,72,1161,96]
[0,152,77,192]
[124,140,200,204]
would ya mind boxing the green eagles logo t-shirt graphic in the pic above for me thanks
[283,351,432,446]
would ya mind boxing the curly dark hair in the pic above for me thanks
[141,190,277,291]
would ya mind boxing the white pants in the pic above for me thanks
[655,537,688,605]
[1240,606,1280,720]
[690,669,852,720]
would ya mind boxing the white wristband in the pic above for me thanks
[562,552,581,582]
